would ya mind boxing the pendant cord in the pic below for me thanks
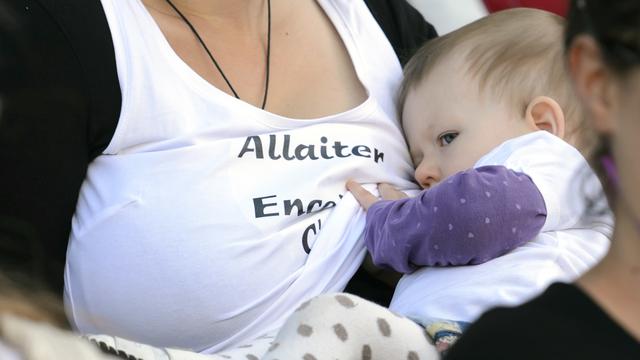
[164,0,271,109]
[262,1,271,110]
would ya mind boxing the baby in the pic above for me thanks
[260,8,614,360]
[348,8,612,351]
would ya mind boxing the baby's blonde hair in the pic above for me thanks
[399,8,592,152]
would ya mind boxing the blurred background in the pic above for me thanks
[408,0,569,34]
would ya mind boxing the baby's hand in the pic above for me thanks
[346,180,408,210]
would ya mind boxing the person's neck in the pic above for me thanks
[578,205,640,340]
[168,0,268,32]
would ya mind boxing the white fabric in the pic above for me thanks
[390,131,612,324]
[0,315,114,360]
[65,0,415,353]
[0,339,22,360]
[86,332,278,360]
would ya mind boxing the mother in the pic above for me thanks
[0,0,434,354]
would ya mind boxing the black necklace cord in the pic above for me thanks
[164,0,272,109]
[261,0,271,110]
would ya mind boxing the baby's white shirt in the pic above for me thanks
[390,131,612,324]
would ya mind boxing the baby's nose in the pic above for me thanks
[414,161,441,189]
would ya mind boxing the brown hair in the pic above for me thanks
[399,8,591,151]
[0,273,69,329]
[565,0,640,205]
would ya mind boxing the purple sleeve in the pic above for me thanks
[365,165,547,273]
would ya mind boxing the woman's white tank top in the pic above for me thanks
[65,0,415,352]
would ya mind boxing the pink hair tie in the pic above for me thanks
[601,155,619,188]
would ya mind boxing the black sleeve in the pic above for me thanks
[445,284,640,359]
[443,309,515,359]
[364,0,438,65]
[0,0,120,293]
[444,304,561,360]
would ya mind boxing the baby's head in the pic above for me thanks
[399,8,586,189]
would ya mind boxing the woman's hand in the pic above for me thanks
[346,180,408,210]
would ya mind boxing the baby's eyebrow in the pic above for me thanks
[422,122,441,137]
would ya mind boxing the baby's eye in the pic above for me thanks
[438,132,459,146]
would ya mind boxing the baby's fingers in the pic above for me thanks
[346,180,379,210]
[378,183,409,200]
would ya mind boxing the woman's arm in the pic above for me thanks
[363,166,547,273]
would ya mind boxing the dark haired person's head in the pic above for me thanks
[566,0,640,73]
[565,0,640,216]
[564,2,640,346]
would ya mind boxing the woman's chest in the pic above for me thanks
[147,0,367,119]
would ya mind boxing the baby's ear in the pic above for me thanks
[524,96,566,138]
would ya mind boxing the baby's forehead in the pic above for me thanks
[406,57,487,106]
[410,51,485,98]
[421,46,473,78]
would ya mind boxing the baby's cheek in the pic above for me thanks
[446,149,479,177]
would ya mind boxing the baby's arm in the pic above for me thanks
[350,166,547,273]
